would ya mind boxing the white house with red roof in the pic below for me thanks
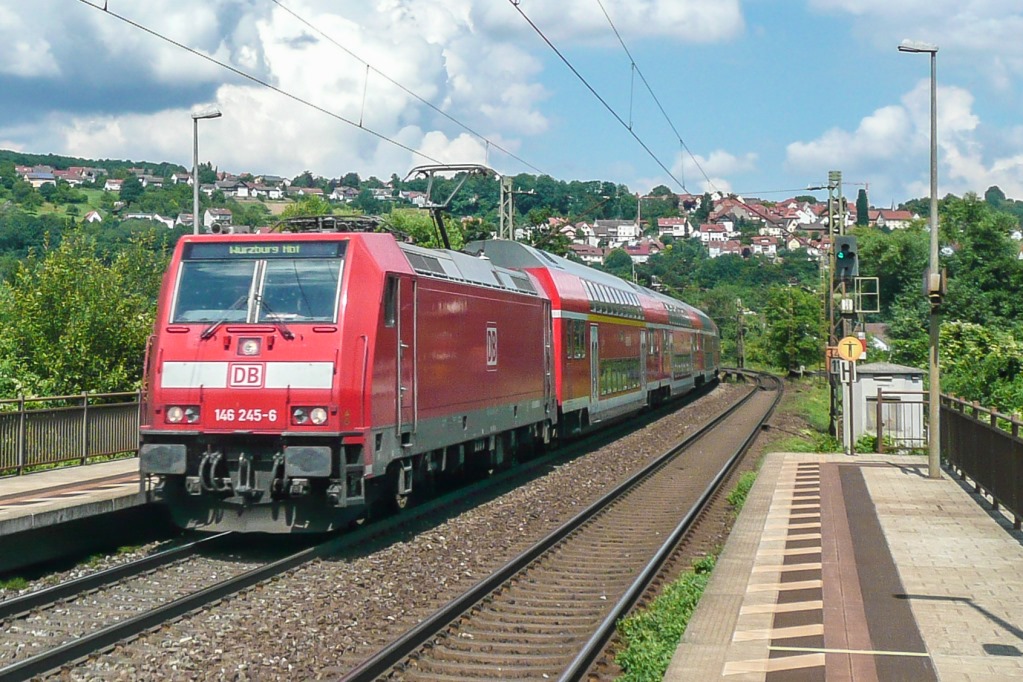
[869,208,917,230]
[657,216,694,239]
[698,223,729,244]
[751,235,780,257]
[709,239,745,258]
[623,238,664,264]
[567,243,604,265]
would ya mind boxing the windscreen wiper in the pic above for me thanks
[253,295,295,340]
[199,295,249,340]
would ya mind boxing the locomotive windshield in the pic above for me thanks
[171,241,345,324]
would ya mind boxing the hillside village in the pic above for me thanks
[556,195,915,266]
[12,161,919,266]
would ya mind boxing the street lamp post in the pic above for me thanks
[898,39,941,479]
[191,108,222,235]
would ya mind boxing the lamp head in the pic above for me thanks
[191,107,223,120]
[898,39,938,54]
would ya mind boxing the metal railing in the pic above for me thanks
[875,389,927,453]
[0,392,140,476]
[941,395,1023,531]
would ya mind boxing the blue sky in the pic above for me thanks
[2,1,1022,207]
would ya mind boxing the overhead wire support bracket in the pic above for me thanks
[404,164,497,250]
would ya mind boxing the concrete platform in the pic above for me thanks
[665,452,1023,682]
[0,459,158,572]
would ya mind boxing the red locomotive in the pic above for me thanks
[139,229,719,532]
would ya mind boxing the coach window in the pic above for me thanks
[384,276,398,327]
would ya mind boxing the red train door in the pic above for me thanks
[589,323,599,404]
[543,301,553,414]
[639,330,647,390]
[396,277,417,438]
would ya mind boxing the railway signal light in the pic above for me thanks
[834,235,858,279]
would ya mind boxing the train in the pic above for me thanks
[138,227,720,532]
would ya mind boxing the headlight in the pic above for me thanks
[166,406,200,424]
[292,407,328,425]
[238,338,261,356]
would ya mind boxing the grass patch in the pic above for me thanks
[615,555,716,681]
[767,377,840,453]
[614,466,763,680]
[0,576,29,592]
[726,470,757,513]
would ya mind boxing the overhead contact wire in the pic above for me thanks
[594,0,719,195]
[76,0,447,166]
[507,0,687,192]
[268,0,547,176]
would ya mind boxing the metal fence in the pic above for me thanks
[941,395,1023,531]
[874,389,928,453]
[0,392,140,476]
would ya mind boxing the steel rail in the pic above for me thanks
[560,372,783,680]
[340,371,773,681]
[0,533,350,682]
[0,532,232,622]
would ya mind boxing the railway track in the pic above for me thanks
[2,376,759,679]
[342,371,782,681]
[0,532,330,682]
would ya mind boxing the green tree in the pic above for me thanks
[119,175,144,204]
[198,161,218,185]
[856,189,869,226]
[760,286,823,372]
[854,225,928,315]
[385,209,463,249]
[603,248,634,280]
[528,223,571,256]
[291,170,315,188]
[12,180,43,210]
[691,192,713,225]
[0,230,165,397]
[279,195,332,220]
[352,190,383,215]
[984,185,1006,208]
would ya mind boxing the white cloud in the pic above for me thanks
[0,0,751,187]
[0,6,59,77]
[786,80,1023,201]
[786,105,912,171]
[671,149,757,194]
[472,0,744,44]
[810,0,1023,86]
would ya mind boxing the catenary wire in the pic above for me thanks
[75,0,447,168]
[267,0,548,177]
[594,0,719,195]
[507,0,689,194]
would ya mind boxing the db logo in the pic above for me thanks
[229,363,264,388]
